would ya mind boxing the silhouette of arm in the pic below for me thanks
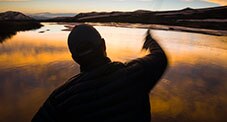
[126,29,168,92]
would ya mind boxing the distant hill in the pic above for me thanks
[0,11,34,21]
[28,12,76,20]
[0,11,43,43]
[73,6,227,21]
[47,6,227,30]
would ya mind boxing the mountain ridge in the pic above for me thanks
[28,12,76,20]
[0,11,34,21]
[49,6,226,30]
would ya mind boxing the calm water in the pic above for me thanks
[0,23,226,122]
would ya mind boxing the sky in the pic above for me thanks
[0,0,226,14]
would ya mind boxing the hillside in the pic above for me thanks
[0,11,43,43]
[28,12,76,20]
[47,6,227,30]
[0,11,34,21]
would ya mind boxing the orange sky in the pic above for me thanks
[0,0,224,13]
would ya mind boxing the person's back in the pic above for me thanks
[32,24,168,122]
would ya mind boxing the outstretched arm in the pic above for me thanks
[126,29,168,91]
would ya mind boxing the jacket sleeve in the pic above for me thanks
[125,30,168,91]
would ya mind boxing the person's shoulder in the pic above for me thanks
[66,73,83,84]
[49,74,82,97]
[111,61,125,67]
[97,61,125,75]
[109,61,144,76]
[108,61,127,71]
[122,58,145,75]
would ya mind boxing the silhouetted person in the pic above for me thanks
[32,24,168,122]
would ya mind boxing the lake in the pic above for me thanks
[0,23,226,122]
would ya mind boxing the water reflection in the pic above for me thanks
[0,22,43,43]
[0,32,17,43]
[151,63,227,122]
[0,23,226,122]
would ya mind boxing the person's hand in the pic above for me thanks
[142,29,157,51]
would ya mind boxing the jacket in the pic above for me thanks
[32,32,168,122]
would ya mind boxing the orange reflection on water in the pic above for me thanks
[148,31,227,122]
[0,23,227,122]
[0,24,71,68]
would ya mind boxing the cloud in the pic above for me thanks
[180,0,226,5]
[202,0,227,5]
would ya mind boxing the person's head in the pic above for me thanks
[68,24,107,65]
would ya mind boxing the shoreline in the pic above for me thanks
[59,22,227,36]
[0,21,43,43]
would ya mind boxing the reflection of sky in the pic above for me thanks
[0,23,227,122]
[151,30,227,67]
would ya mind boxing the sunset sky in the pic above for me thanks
[0,0,226,14]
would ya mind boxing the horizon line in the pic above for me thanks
[1,5,225,14]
